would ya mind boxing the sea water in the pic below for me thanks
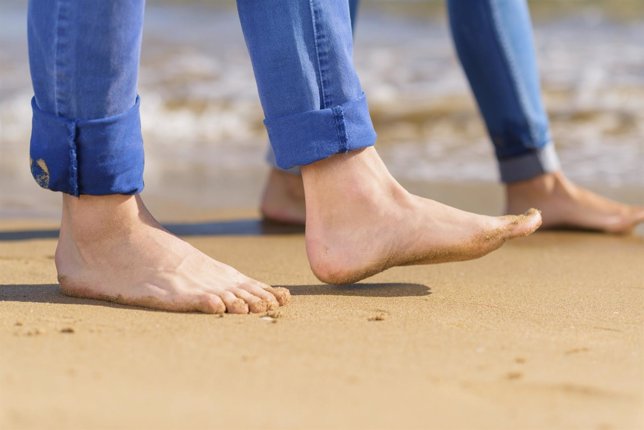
[0,1,642,217]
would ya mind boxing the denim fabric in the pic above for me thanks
[264,0,361,174]
[30,97,144,195]
[27,0,146,195]
[238,0,376,170]
[349,0,359,32]
[29,0,376,193]
[448,0,560,182]
[268,0,560,182]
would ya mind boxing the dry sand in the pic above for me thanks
[1,206,643,430]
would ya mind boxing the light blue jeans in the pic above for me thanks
[448,0,559,182]
[28,0,376,195]
[238,0,377,171]
[27,0,557,196]
[267,0,561,183]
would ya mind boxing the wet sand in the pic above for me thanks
[1,192,643,430]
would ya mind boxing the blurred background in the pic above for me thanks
[1,0,643,220]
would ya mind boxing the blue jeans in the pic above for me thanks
[448,0,559,182]
[268,0,560,183]
[237,0,376,170]
[28,0,376,195]
[28,1,145,195]
[27,1,557,196]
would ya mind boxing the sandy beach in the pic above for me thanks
[1,1,643,428]
[1,183,643,430]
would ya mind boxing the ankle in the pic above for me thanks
[266,169,304,200]
[61,194,142,241]
[63,193,136,213]
[302,148,403,201]
[506,172,563,197]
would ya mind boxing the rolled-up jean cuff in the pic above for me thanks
[497,142,561,183]
[265,93,377,170]
[30,96,145,196]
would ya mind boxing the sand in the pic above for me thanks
[1,206,643,430]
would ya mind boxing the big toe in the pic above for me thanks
[613,206,644,234]
[504,208,543,238]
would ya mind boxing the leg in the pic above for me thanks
[238,0,541,285]
[448,0,644,233]
[259,0,361,225]
[28,0,289,313]
[260,168,306,224]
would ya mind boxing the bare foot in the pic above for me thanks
[260,169,306,224]
[506,172,644,234]
[55,194,290,314]
[302,147,542,285]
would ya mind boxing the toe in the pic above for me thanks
[233,288,269,314]
[632,207,644,225]
[239,283,280,309]
[608,207,644,234]
[505,208,542,238]
[221,291,250,314]
[199,294,226,314]
[263,286,291,306]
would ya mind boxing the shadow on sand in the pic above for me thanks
[0,219,304,241]
[0,282,431,309]
[284,283,431,298]
[0,284,138,310]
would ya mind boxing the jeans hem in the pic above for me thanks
[30,96,145,196]
[498,142,561,183]
[265,93,377,169]
[265,147,302,175]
